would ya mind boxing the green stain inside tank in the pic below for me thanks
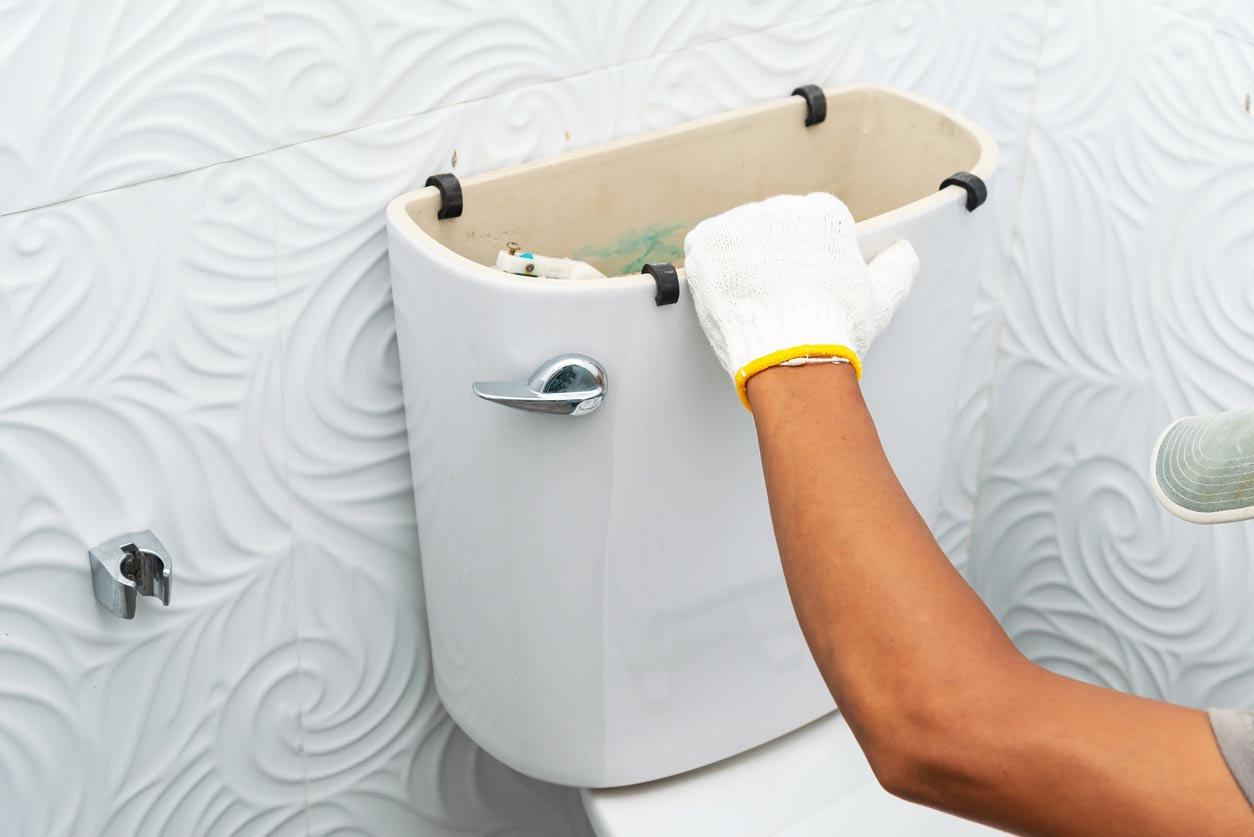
[573,223,687,276]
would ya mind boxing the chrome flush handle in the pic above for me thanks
[473,354,607,416]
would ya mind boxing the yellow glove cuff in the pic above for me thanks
[734,345,862,411]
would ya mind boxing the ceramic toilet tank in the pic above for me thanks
[386,85,997,789]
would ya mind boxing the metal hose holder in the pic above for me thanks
[88,530,172,619]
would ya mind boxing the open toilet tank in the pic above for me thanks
[386,84,997,789]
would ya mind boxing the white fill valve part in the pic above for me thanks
[496,245,606,281]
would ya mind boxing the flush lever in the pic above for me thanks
[472,354,607,416]
[88,530,172,619]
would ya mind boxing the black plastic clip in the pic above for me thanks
[642,263,680,307]
[939,172,987,212]
[791,85,826,127]
[425,173,463,219]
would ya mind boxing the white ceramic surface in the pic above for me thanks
[582,711,1008,836]
[386,86,996,788]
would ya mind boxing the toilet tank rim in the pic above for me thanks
[385,83,997,291]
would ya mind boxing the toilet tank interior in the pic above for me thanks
[403,86,984,278]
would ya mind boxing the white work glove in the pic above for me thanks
[682,192,920,410]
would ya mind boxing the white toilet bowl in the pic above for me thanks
[386,84,998,830]
[582,711,1008,836]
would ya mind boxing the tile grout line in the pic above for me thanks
[959,0,1052,574]
[1142,13,1220,412]
[0,147,271,219]
[269,147,314,837]
[1150,0,1254,49]
[0,1,885,221]
[256,0,314,831]
[256,0,887,155]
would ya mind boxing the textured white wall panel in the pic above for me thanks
[965,0,1254,706]
[1163,30,1254,416]
[0,158,304,835]
[261,0,882,147]
[1152,0,1254,43]
[0,0,269,216]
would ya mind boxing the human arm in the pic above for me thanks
[680,192,1254,836]
[747,362,1252,836]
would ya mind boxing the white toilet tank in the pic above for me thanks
[386,84,997,789]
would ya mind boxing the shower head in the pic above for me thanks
[1151,407,1254,524]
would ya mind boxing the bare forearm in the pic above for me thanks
[747,363,1251,836]
[748,363,1023,722]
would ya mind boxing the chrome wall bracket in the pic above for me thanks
[473,354,607,416]
[88,531,172,619]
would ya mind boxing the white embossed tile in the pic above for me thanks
[1149,0,1222,26]
[1217,0,1254,43]
[0,158,303,835]
[0,0,269,216]
[615,7,874,129]
[988,0,1211,399]
[0,156,291,588]
[1154,31,1254,416]
[1151,0,1254,45]
[967,0,1254,707]
[262,0,876,147]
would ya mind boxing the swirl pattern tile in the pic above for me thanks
[261,0,880,146]
[966,0,1254,710]
[0,158,302,836]
[0,0,268,216]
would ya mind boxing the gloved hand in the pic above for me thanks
[682,192,920,410]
